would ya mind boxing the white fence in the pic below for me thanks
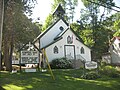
[12,60,19,64]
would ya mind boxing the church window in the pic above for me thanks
[119,43,120,48]
[53,46,58,54]
[112,45,114,50]
[81,47,85,54]
[67,35,73,44]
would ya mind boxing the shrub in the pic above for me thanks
[50,58,73,69]
[100,65,119,78]
[100,61,107,68]
[81,71,100,80]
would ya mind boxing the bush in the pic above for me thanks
[100,65,119,78]
[81,71,100,80]
[50,58,73,69]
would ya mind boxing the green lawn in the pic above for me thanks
[0,69,120,90]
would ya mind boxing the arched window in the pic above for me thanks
[119,43,120,48]
[53,46,58,54]
[81,47,85,54]
[112,45,114,50]
[67,35,73,44]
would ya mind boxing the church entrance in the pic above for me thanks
[64,45,75,60]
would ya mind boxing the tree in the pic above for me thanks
[52,0,78,23]
[2,0,39,71]
[0,0,4,70]
[76,0,115,60]
[3,0,15,71]
[42,0,78,31]
[113,13,120,36]
[71,23,94,47]
[65,0,78,23]
[42,14,53,31]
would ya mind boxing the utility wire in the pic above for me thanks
[100,1,120,10]
[86,0,120,12]
[106,3,120,10]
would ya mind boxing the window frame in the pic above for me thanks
[53,46,59,54]
[80,47,85,54]
[67,35,73,44]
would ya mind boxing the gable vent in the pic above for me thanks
[59,26,64,31]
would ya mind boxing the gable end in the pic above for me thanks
[33,18,69,43]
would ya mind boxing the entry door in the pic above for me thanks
[65,45,75,60]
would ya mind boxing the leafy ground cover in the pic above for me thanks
[0,69,120,90]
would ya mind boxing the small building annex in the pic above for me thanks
[102,37,120,65]
[33,4,91,68]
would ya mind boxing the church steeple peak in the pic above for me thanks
[52,4,65,19]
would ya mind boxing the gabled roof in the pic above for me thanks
[41,28,69,50]
[54,28,69,40]
[41,27,89,50]
[113,37,120,41]
[17,42,41,53]
[70,27,84,43]
[33,18,69,43]
[111,37,120,41]
[54,27,84,43]
[110,36,120,45]
[17,43,28,52]
[41,37,63,50]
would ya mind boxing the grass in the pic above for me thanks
[0,69,120,90]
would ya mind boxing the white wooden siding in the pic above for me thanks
[109,38,120,64]
[45,28,91,62]
[40,19,68,48]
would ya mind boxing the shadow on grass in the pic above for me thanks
[0,69,120,90]
[0,86,5,90]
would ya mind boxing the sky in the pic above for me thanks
[30,0,120,24]
[30,0,53,23]
[30,0,85,24]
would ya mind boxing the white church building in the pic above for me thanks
[33,4,91,68]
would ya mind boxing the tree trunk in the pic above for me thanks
[0,0,4,70]
[9,33,14,72]
[0,0,1,70]
[3,0,15,72]
[3,34,11,71]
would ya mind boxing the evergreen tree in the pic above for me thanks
[2,0,40,71]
